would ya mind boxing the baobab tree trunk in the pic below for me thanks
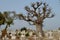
[35,24,44,37]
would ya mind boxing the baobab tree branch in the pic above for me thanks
[25,2,42,18]
[16,13,35,23]
[25,6,31,12]
[31,2,42,11]
[46,14,54,18]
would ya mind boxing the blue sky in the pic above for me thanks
[0,0,60,30]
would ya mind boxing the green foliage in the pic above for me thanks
[33,32,36,35]
[25,32,29,37]
[0,11,14,30]
[58,27,60,30]
[18,33,21,35]
[21,27,27,31]
[6,18,14,27]
[0,12,5,25]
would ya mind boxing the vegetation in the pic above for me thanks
[25,32,29,37]
[0,12,5,26]
[0,1,54,38]
[21,27,27,32]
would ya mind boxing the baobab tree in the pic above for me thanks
[17,2,54,37]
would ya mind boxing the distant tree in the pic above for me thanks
[0,11,16,39]
[3,11,16,29]
[17,2,54,37]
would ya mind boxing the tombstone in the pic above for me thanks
[39,32,42,37]
[11,35,16,40]
[20,37,26,40]
[29,31,33,36]
[48,31,53,39]
[45,32,48,37]
[33,35,37,40]
[21,30,26,35]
